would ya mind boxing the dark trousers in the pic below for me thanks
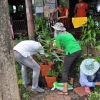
[62,50,81,82]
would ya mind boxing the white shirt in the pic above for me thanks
[13,40,44,57]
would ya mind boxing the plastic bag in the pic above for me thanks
[51,81,73,91]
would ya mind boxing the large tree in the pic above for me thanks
[0,0,20,100]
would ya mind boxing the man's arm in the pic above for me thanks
[74,4,78,17]
[57,9,68,21]
[50,7,59,21]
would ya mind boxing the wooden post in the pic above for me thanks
[25,0,34,39]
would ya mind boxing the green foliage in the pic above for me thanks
[51,52,64,62]
[15,62,22,79]
[36,54,43,62]
[59,0,68,6]
[34,16,49,32]
[95,56,100,62]
[19,85,34,100]
[18,79,23,85]
[94,86,100,93]
[88,91,100,100]
[58,64,62,75]
[34,0,43,6]
[81,15,100,46]
[47,70,58,77]
[34,16,56,62]
[80,15,100,55]
[15,35,28,44]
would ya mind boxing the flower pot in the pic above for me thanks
[40,62,54,76]
[45,76,57,88]
[48,62,54,69]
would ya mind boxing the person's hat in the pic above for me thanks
[80,59,100,76]
[51,22,66,31]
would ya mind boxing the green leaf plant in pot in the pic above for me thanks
[45,69,58,88]
[80,15,100,57]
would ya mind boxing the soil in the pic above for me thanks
[29,78,88,100]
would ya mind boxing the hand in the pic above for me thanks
[95,82,100,85]
[56,48,64,53]
[43,59,48,65]
[57,17,61,21]
[50,17,54,21]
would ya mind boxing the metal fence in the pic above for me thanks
[11,20,27,33]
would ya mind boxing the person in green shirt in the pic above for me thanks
[52,22,82,95]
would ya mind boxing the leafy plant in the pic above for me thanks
[80,15,100,56]
[47,70,58,77]
[94,86,100,93]
[88,91,100,100]
[57,63,62,75]
[34,16,49,32]
[36,54,43,62]
[14,35,28,44]
[59,0,68,6]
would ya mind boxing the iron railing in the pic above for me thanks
[11,20,27,33]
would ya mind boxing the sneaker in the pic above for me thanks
[24,83,31,88]
[31,86,44,93]
[84,87,90,93]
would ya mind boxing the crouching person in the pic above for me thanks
[79,58,100,93]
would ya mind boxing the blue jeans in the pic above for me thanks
[87,72,100,82]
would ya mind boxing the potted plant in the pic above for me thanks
[45,69,58,88]
[39,62,54,77]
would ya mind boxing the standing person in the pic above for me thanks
[13,40,48,93]
[74,0,88,17]
[79,58,100,93]
[50,4,69,28]
[52,22,82,95]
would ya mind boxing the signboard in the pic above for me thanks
[35,0,57,18]
[44,6,50,17]
[36,7,43,13]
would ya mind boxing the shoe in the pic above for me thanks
[84,87,90,93]
[24,83,31,88]
[31,86,44,93]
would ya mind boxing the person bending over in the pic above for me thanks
[13,40,48,93]
[52,22,82,95]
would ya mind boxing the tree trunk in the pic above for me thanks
[0,0,20,100]
[25,0,34,39]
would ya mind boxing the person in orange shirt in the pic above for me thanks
[50,4,69,28]
[74,0,88,17]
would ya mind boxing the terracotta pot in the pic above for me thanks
[45,75,57,88]
[40,62,54,76]
[48,62,54,69]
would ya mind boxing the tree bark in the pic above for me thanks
[0,0,20,100]
[25,0,34,39]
